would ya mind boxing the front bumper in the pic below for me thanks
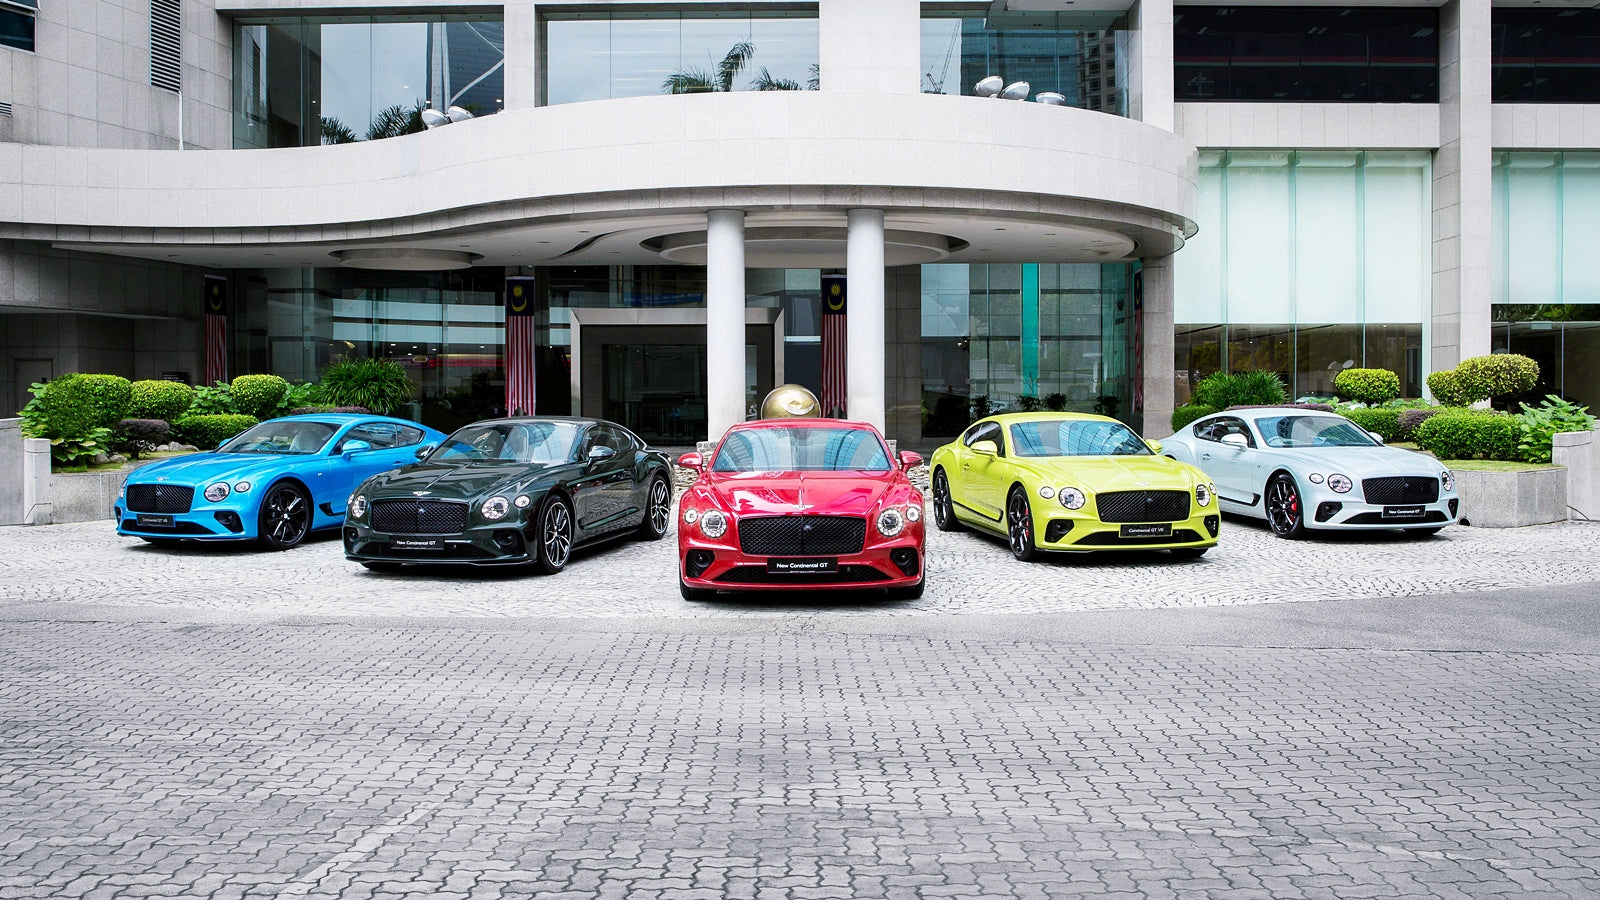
[343,520,534,566]
[679,541,924,591]
[1032,508,1221,552]
[1302,493,1459,530]
[114,501,255,541]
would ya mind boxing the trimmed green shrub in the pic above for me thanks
[173,414,258,449]
[1413,411,1520,461]
[1340,407,1403,443]
[1192,371,1288,410]
[1333,368,1401,404]
[276,381,324,416]
[126,379,195,422]
[189,383,236,416]
[318,358,414,415]
[113,418,171,459]
[40,374,132,435]
[1426,370,1472,407]
[1172,404,1219,431]
[1515,395,1597,464]
[1396,407,1443,443]
[1455,353,1540,405]
[229,374,290,420]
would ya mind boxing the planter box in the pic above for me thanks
[49,459,163,525]
[1453,466,1568,528]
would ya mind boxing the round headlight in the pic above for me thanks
[481,496,510,520]
[877,508,905,537]
[1308,473,1325,484]
[1037,485,1056,499]
[1196,483,1212,507]
[234,481,251,493]
[203,482,230,503]
[1327,474,1353,494]
[699,510,727,538]
[350,495,367,518]
[682,508,700,525]
[514,495,531,508]
[1440,470,1454,492]
[905,503,921,523]
[1058,487,1086,510]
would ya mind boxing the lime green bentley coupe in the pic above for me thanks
[928,412,1220,561]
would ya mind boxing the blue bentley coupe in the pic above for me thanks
[115,414,448,550]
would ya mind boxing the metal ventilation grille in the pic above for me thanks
[0,102,11,117]
[149,0,181,93]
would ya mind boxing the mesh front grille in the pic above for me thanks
[371,499,469,535]
[1094,490,1191,523]
[716,565,890,584]
[1361,477,1439,505]
[737,516,866,556]
[126,484,194,514]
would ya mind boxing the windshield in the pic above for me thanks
[429,422,582,464]
[220,420,338,454]
[712,426,891,473]
[1008,420,1151,457]
[1257,415,1379,448]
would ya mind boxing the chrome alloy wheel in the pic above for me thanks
[542,499,573,569]
[648,480,671,534]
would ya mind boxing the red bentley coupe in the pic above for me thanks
[676,419,926,601]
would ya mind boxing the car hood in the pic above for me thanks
[363,461,568,501]
[126,452,296,486]
[1018,454,1202,489]
[1266,445,1447,478]
[701,471,899,517]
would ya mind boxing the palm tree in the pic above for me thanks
[663,40,755,94]
[320,116,358,145]
[365,103,426,141]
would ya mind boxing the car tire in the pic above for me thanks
[533,495,575,575]
[1264,473,1306,540]
[360,561,403,573]
[680,579,714,602]
[1006,487,1041,562]
[1404,527,1444,538]
[886,580,925,600]
[636,476,672,541]
[1169,547,1209,560]
[257,482,313,551]
[931,469,963,533]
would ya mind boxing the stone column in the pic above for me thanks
[847,209,886,432]
[1126,0,1175,131]
[1141,256,1177,439]
[1432,0,1494,376]
[502,1,538,111]
[706,209,746,440]
[819,0,920,94]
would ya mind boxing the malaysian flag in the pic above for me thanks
[504,276,537,416]
[203,275,227,386]
[820,275,847,417]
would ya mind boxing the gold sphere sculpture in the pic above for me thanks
[759,384,821,419]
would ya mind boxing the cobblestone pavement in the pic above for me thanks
[2,622,1599,900]
[0,515,1597,620]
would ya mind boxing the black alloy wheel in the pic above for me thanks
[680,578,714,602]
[1264,473,1306,539]
[1006,487,1040,562]
[637,477,672,541]
[534,495,575,574]
[1169,547,1209,560]
[257,483,312,551]
[932,469,962,532]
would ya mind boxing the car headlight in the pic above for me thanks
[203,482,230,502]
[1037,485,1056,499]
[234,481,251,493]
[1196,483,1212,507]
[682,508,700,525]
[481,496,510,520]
[1440,470,1454,492]
[877,508,905,537]
[514,495,531,508]
[1327,473,1353,494]
[905,503,921,523]
[1308,473,1325,484]
[1058,487,1086,510]
[350,495,367,518]
[699,510,727,538]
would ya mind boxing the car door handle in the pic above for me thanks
[1200,453,1212,461]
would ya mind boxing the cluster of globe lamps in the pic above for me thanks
[974,75,1068,106]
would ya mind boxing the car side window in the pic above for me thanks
[1193,419,1219,442]
[963,421,1004,457]
[1213,417,1256,448]
[341,423,405,451]
[586,426,630,457]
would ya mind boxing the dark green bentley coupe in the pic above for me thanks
[343,417,673,573]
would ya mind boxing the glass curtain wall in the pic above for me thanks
[234,15,504,148]
[1174,6,1439,102]
[1493,9,1600,102]
[920,8,1125,113]
[541,11,819,105]
[921,263,1135,437]
[1491,152,1600,407]
[1174,150,1430,401]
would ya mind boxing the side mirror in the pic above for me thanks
[970,440,999,457]
[1144,439,1163,454]
[899,450,923,469]
[340,439,372,458]
[1367,431,1385,445]
[1220,433,1250,449]
[414,443,436,460]
[587,445,617,465]
[677,451,703,471]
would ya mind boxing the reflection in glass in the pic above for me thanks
[1493,9,1600,102]
[919,12,1124,114]
[1174,325,1222,405]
